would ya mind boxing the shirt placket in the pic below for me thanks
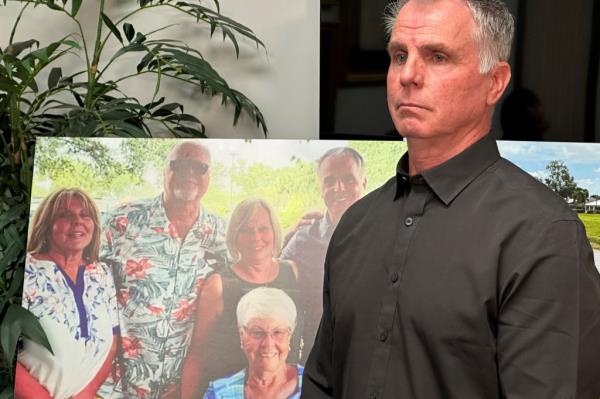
[159,231,189,388]
[366,178,431,399]
[150,206,182,390]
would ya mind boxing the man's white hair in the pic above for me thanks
[383,0,514,73]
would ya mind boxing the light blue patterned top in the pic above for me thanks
[204,365,304,399]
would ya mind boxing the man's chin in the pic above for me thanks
[173,188,199,202]
[330,204,351,217]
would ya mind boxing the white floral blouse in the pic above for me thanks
[19,254,120,399]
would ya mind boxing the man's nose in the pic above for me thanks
[181,165,196,177]
[331,179,344,191]
[399,55,424,88]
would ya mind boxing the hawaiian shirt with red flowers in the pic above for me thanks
[97,194,227,399]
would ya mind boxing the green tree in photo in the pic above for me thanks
[543,160,578,201]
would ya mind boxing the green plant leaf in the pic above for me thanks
[71,0,82,16]
[170,2,265,52]
[123,23,135,42]
[47,67,62,89]
[0,203,27,231]
[0,384,13,399]
[27,77,38,93]
[164,113,201,123]
[4,39,39,57]
[220,26,239,58]
[111,43,147,65]
[62,39,81,49]
[111,120,149,137]
[72,90,84,107]
[101,12,123,44]
[0,305,53,375]
[131,39,266,133]
[151,102,182,117]
[144,96,165,110]
[0,231,24,276]
[45,1,63,11]
[172,125,205,137]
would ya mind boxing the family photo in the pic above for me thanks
[16,137,403,398]
[15,137,600,398]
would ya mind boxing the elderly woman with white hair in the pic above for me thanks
[181,199,301,398]
[204,287,303,398]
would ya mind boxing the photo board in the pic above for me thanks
[16,138,600,398]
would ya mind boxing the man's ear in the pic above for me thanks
[486,61,511,106]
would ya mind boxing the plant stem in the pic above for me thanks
[9,2,30,45]
[8,95,23,167]
[86,0,106,109]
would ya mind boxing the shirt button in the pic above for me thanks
[379,331,388,342]
[405,217,414,226]
[390,272,399,283]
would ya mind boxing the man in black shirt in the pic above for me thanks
[302,0,600,398]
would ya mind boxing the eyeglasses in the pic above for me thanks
[169,159,209,176]
[243,327,291,342]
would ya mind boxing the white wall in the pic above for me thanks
[0,0,319,139]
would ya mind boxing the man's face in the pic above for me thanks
[319,154,366,221]
[164,143,211,203]
[386,0,494,141]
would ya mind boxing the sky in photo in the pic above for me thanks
[498,141,600,198]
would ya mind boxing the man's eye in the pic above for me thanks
[433,53,446,63]
[323,176,336,187]
[343,175,357,185]
[395,53,407,64]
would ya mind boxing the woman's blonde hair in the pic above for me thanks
[28,188,102,263]
[226,198,282,261]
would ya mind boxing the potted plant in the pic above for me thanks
[0,0,267,394]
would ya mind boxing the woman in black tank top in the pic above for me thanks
[180,199,302,398]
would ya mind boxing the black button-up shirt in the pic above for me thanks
[302,135,600,399]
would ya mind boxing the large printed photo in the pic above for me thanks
[15,138,600,398]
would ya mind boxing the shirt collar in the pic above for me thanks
[320,212,336,239]
[153,193,206,233]
[395,134,501,206]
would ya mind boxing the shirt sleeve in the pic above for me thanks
[301,255,334,398]
[99,211,119,267]
[209,215,230,264]
[21,255,34,311]
[100,262,121,335]
[281,231,299,262]
[497,218,600,398]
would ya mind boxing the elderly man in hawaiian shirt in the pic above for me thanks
[98,141,228,398]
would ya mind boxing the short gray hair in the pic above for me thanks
[226,198,282,261]
[383,0,514,73]
[317,147,365,177]
[236,287,297,331]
